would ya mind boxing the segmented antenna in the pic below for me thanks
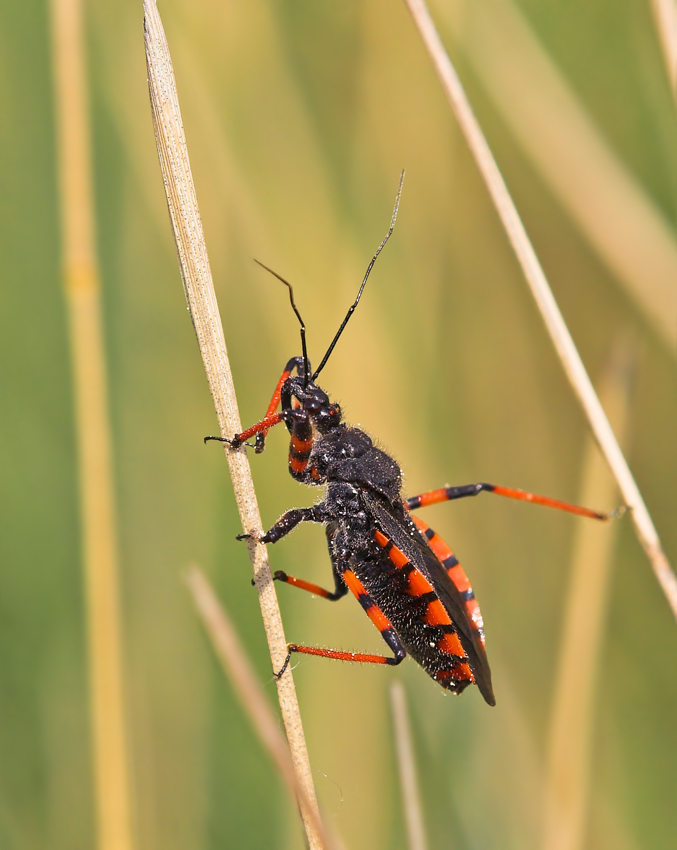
[253,259,310,386]
[312,169,405,381]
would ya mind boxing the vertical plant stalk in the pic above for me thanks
[186,569,334,850]
[403,0,677,620]
[543,342,634,850]
[435,0,677,356]
[650,0,677,97]
[142,3,323,847]
[390,682,429,850]
[49,0,134,849]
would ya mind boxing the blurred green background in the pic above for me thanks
[1,0,676,847]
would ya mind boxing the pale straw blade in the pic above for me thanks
[143,2,324,846]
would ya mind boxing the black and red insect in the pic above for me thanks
[207,173,611,706]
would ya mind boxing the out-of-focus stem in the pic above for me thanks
[650,0,677,97]
[403,0,677,621]
[186,569,334,850]
[543,341,634,850]
[49,0,134,848]
[435,0,677,356]
[390,682,429,850]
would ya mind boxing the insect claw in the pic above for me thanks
[204,435,233,445]
[273,570,288,582]
[610,504,630,520]
[237,530,263,543]
[275,647,294,679]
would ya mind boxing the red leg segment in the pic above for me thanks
[279,567,406,675]
[273,569,347,601]
[234,412,286,446]
[406,483,610,521]
[232,356,305,452]
[288,429,314,477]
[254,363,297,451]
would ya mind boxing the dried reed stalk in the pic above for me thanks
[49,0,135,848]
[143,3,324,846]
[543,342,634,850]
[650,0,677,96]
[186,568,334,850]
[403,0,677,620]
[390,682,429,850]
[436,0,677,355]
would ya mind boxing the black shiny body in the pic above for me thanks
[244,357,495,703]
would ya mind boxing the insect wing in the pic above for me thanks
[364,493,495,705]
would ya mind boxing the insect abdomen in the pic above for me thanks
[354,544,474,694]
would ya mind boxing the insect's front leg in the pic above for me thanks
[237,502,328,545]
[204,357,305,453]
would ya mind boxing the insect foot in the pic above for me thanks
[236,529,263,542]
[275,646,295,679]
[204,434,256,450]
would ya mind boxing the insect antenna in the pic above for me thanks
[312,169,405,382]
[253,259,310,386]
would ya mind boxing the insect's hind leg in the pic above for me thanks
[406,483,612,521]
[276,564,407,678]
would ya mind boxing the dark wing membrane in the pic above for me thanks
[363,492,495,705]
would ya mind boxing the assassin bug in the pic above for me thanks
[207,172,613,705]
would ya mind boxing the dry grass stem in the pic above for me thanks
[49,0,135,848]
[186,568,334,849]
[437,0,677,355]
[390,682,429,850]
[543,341,634,850]
[650,0,677,96]
[143,2,324,846]
[403,0,677,620]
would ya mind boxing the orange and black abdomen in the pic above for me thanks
[349,491,494,704]
[351,531,476,695]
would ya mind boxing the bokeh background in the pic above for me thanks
[1,0,677,848]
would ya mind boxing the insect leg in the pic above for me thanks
[406,483,612,521]
[254,357,305,452]
[254,503,328,545]
[204,411,287,451]
[205,357,306,452]
[277,566,406,678]
[272,526,349,601]
[287,413,314,479]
